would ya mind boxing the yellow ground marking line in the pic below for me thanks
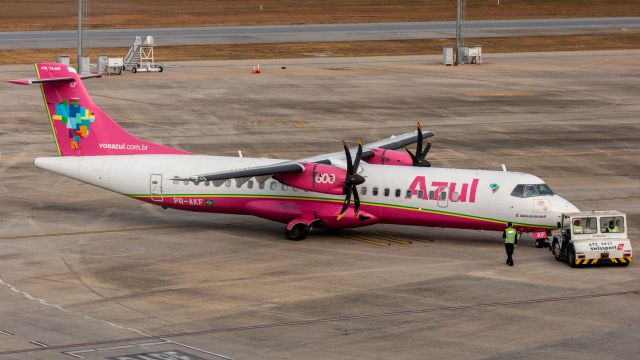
[380,232,434,243]
[340,234,390,247]
[365,233,412,245]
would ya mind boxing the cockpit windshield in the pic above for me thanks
[511,184,555,198]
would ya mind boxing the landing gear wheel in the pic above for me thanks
[285,223,308,241]
[158,66,163,73]
[535,239,546,248]
[553,241,563,261]
[132,66,137,73]
[568,245,577,268]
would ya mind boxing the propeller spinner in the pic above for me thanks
[337,139,365,220]
[404,121,432,167]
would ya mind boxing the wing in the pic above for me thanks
[187,129,433,182]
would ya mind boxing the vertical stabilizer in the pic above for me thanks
[11,63,190,156]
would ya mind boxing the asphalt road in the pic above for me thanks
[0,50,639,359]
[1,17,638,49]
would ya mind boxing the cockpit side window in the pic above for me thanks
[511,185,524,197]
[511,184,555,198]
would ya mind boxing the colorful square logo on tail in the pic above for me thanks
[52,99,95,149]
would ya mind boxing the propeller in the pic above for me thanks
[404,121,432,167]
[337,139,365,220]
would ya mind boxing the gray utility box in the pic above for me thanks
[57,56,70,66]
[442,47,454,65]
[80,56,91,74]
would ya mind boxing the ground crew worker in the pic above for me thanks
[503,222,517,266]
[606,220,619,233]
[573,219,584,234]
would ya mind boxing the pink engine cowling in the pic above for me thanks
[275,163,346,195]
[365,148,414,166]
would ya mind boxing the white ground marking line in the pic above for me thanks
[0,330,14,336]
[63,340,171,358]
[29,340,49,347]
[0,277,234,359]
[0,276,149,336]
[163,339,233,360]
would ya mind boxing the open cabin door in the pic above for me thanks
[150,174,163,201]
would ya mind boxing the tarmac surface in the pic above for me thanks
[1,17,639,49]
[0,50,639,359]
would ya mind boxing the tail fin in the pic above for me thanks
[9,63,190,156]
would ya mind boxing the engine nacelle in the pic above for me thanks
[365,148,413,166]
[275,163,346,195]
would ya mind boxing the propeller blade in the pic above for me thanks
[423,139,432,159]
[337,186,352,220]
[404,146,419,164]
[352,139,362,171]
[352,185,361,217]
[416,122,423,159]
[343,140,353,175]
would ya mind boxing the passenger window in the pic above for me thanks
[361,187,367,195]
[372,187,379,196]
[259,182,265,189]
[204,180,211,186]
[236,180,242,188]
[451,192,459,202]
[270,182,277,190]
[183,180,189,185]
[439,191,447,200]
[282,184,288,191]
[418,190,424,199]
[247,180,254,189]
[429,190,435,200]
[173,178,179,185]
[405,189,412,199]
[384,188,390,197]
[292,187,298,192]
[395,189,401,197]
[225,180,231,187]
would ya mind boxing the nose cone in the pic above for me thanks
[553,195,580,214]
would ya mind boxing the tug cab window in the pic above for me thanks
[600,216,625,233]
[511,184,554,198]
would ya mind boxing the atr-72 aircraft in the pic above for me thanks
[10,63,579,241]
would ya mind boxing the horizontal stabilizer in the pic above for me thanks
[8,73,101,85]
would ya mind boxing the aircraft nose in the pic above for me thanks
[553,196,580,213]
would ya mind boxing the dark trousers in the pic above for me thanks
[505,243,515,265]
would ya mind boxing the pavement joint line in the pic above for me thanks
[0,224,200,240]
[1,289,638,356]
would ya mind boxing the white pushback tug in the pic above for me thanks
[550,210,633,267]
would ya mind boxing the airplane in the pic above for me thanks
[9,63,579,243]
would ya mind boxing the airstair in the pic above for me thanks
[123,36,163,73]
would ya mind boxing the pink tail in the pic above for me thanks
[13,63,190,156]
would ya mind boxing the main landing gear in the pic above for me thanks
[285,223,309,241]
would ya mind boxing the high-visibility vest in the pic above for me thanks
[607,226,619,233]
[504,227,517,244]
[573,225,583,234]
